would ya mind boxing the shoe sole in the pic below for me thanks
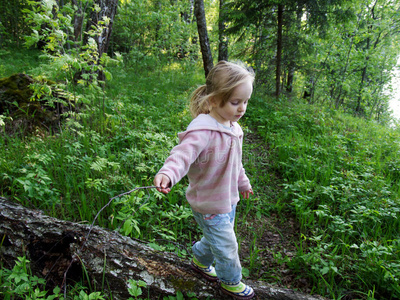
[190,263,219,282]
[220,287,255,299]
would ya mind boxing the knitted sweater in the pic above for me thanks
[157,114,251,214]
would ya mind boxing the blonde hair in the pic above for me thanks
[189,61,255,118]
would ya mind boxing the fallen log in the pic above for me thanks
[0,197,325,300]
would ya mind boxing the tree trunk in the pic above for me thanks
[83,0,118,80]
[177,0,194,59]
[194,0,214,77]
[182,0,194,24]
[154,0,162,43]
[218,0,228,62]
[71,0,86,44]
[334,34,354,110]
[0,197,326,300]
[285,6,303,93]
[286,67,294,93]
[276,4,283,97]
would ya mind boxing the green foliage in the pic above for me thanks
[73,290,105,300]
[0,257,62,300]
[0,0,32,46]
[3,0,400,121]
[111,189,193,248]
[111,0,198,60]
[127,279,147,300]
[0,48,42,78]
[15,156,61,206]
[303,0,400,120]
[2,22,400,297]
[23,0,70,51]
[226,0,400,120]
[0,256,115,300]
[246,94,400,299]
[126,279,199,300]
[17,0,118,85]
[0,256,201,300]
[0,46,200,224]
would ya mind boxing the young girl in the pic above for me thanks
[154,61,255,299]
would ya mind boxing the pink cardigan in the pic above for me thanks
[157,114,251,214]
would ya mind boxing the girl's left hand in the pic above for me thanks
[241,189,254,199]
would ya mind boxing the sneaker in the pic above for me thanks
[190,256,218,282]
[220,281,255,299]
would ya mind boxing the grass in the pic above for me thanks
[244,95,400,298]
[1,48,400,299]
[0,47,42,78]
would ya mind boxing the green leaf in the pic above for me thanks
[320,266,330,275]
[104,70,112,81]
[123,219,133,235]
[242,267,250,278]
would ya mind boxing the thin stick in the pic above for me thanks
[63,185,159,298]
[85,185,159,241]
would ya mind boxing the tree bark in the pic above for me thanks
[218,0,229,62]
[285,6,303,93]
[85,0,118,56]
[194,0,214,77]
[71,0,85,44]
[182,0,194,24]
[276,4,283,97]
[0,197,326,300]
[83,0,118,80]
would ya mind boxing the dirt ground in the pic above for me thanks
[237,130,314,294]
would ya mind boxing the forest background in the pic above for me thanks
[1,0,400,299]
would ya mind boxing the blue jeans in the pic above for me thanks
[191,205,242,284]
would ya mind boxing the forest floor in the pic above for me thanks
[237,130,313,294]
[176,129,311,294]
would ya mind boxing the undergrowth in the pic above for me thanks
[245,95,400,299]
[1,49,400,299]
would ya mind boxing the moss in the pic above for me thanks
[0,73,34,107]
[0,73,73,136]
[169,276,197,292]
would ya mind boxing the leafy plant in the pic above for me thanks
[245,95,400,298]
[127,279,147,300]
[73,290,105,300]
[0,257,61,300]
[3,30,400,299]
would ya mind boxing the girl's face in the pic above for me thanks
[209,79,253,127]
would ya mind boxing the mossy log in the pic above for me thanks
[0,197,325,300]
[0,73,73,135]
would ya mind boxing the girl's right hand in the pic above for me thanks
[154,174,171,194]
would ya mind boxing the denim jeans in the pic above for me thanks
[191,205,242,284]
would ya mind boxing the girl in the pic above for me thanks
[154,61,255,299]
